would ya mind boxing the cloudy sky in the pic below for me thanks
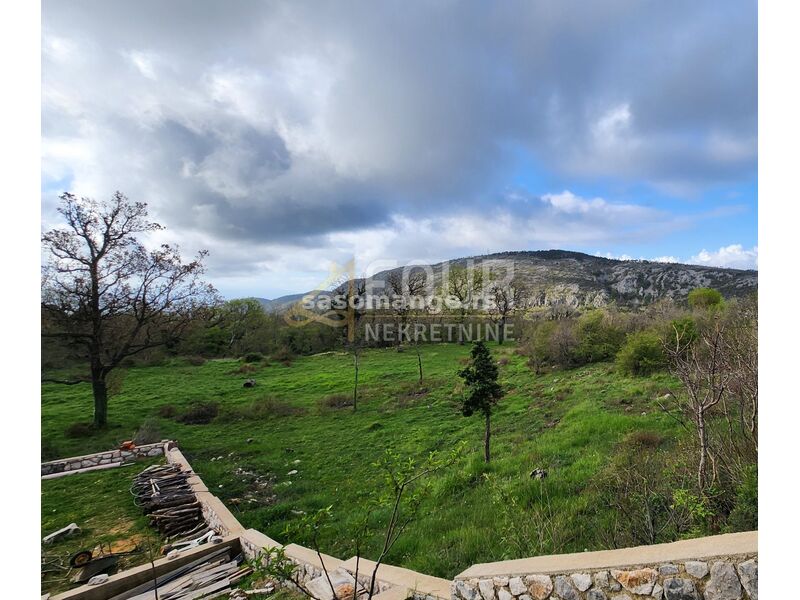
[42,0,757,299]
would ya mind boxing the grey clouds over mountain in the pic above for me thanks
[42,1,757,297]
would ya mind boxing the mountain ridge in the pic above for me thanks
[252,249,757,312]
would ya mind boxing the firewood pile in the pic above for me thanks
[110,546,252,600]
[131,464,207,541]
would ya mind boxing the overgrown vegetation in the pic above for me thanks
[41,287,756,578]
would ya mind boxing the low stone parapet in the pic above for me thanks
[452,531,757,600]
[41,442,166,476]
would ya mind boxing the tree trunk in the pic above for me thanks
[484,412,491,463]
[499,317,506,345]
[353,351,359,412]
[91,369,109,428]
[697,407,708,490]
[416,346,423,383]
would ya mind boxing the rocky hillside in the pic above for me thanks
[260,250,757,311]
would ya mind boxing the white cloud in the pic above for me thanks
[594,247,756,270]
[688,244,758,270]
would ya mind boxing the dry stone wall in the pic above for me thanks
[453,560,758,600]
[41,442,166,476]
[452,533,757,600]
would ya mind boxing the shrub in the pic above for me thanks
[157,404,177,418]
[574,310,625,364]
[232,363,258,375]
[317,393,354,410]
[549,320,579,366]
[65,422,94,438]
[242,352,265,363]
[727,464,757,531]
[271,346,293,366]
[497,357,509,366]
[176,402,219,425]
[133,417,163,444]
[42,438,61,461]
[616,331,666,376]
[688,287,724,310]
[625,430,664,449]
[186,355,207,366]
[222,396,306,420]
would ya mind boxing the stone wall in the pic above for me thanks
[41,442,166,476]
[452,532,757,600]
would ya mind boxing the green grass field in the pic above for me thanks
[41,459,164,595]
[42,343,685,578]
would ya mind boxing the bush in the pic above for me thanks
[157,404,177,418]
[185,355,207,366]
[317,393,354,410]
[231,363,258,375]
[222,396,306,420]
[574,310,625,364]
[688,287,723,310]
[42,438,61,461]
[727,465,757,531]
[616,331,666,376]
[176,402,219,425]
[625,430,664,449]
[65,422,94,438]
[242,352,265,363]
[133,417,163,444]
[271,346,293,366]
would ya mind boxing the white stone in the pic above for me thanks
[594,571,611,589]
[478,579,496,600]
[571,573,592,592]
[498,588,513,600]
[553,576,579,600]
[651,583,664,600]
[509,577,527,596]
[493,577,509,588]
[524,575,553,600]
[705,561,742,600]
[659,564,679,576]
[684,561,708,579]
[737,559,757,600]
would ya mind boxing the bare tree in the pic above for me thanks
[339,278,367,411]
[41,192,218,427]
[663,316,731,490]
[443,265,483,344]
[488,278,526,344]
[387,269,428,382]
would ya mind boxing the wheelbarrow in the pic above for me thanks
[69,542,143,583]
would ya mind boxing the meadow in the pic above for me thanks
[41,458,163,594]
[41,342,686,578]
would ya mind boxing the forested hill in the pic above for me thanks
[256,250,757,311]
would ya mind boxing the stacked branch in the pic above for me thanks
[132,464,207,540]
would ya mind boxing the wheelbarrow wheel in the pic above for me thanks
[69,550,93,568]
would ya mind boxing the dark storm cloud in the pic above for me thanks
[42,0,757,285]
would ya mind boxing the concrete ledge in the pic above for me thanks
[50,535,240,600]
[285,543,344,572]
[455,531,758,578]
[340,557,451,599]
[242,527,282,551]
